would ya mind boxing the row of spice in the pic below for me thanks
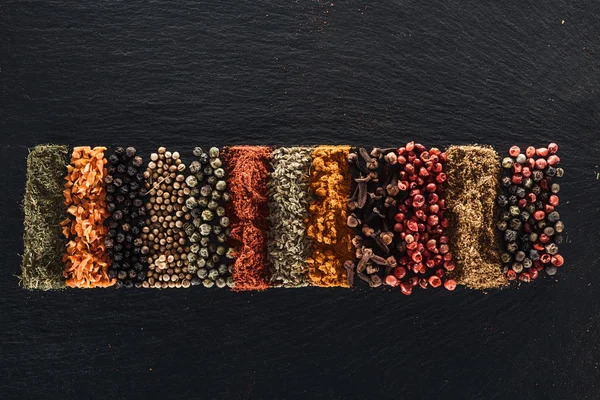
[19,143,565,292]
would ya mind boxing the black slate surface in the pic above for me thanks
[1,1,600,399]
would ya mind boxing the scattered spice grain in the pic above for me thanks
[141,147,192,289]
[306,145,352,287]
[20,144,69,290]
[62,146,115,288]
[267,147,313,288]
[223,146,271,291]
[445,145,508,290]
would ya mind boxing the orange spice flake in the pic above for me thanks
[306,146,352,287]
[61,146,115,288]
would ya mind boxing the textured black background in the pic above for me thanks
[2,1,600,399]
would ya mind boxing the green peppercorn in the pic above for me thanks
[200,185,212,197]
[220,216,230,227]
[214,168,225,178]
[197,268,208,279]
[200,223,212,236]
[209,147,220,158]
[501,253,512,264]
[185,175,198,188]
[210,158,222,169]
[202,279,215,288]
[502,157,514,169]
[208,269,219,280]
[226,276,235,288]
[218,263,228,275]
[201,209,214,221]
[216,246,226,256]
[216,278,227,288]
[215,180,227,192]
[199,247,209,259]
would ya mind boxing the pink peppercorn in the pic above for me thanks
[444,279,457,291]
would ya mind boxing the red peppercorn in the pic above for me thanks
[393,266,407,280]
[509,146,521,157]
[530,269,539,280]
[507,270,517,280]
[549,195,559,206]
[519,272,531,283]
[522,167,531,178]
[533,210,545,221]
[385,275,398,287]
[539,234,550,244]
[444,279,457,291]
[412,252,423,263]
[406,141,415,152]
[540,254,551,264]
[429,204,439,214]
[435,173,446,184]
[418,278,428,289]
[536,147,549,157]
[551,255,564,267]
[534,242,545,251]
[548,143,558,154]
[426,275,440,288]
[514,162,524,173]
[527,157,535,169]
[544,204,554,214]
[400,281,412,296]
[526,146,536,158]
[435,268,445,278]
[547,155,560,165]
[511,174,523,185]
[535,158,547,170]
[444,261,455,271]
[427,215,439,226]
[527,193,537,203]
[406,220,418,232]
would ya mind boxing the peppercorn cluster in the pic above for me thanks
[496,144,564,282]
[141,147,192,289]
[184,147,234,289]
[105,147,148,289]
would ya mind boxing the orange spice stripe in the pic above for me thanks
[62,146,115,288]
[306,145,352,288]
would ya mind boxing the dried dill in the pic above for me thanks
[19,144,69,290]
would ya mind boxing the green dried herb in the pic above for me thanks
[19,144,69,290]
[267,147,313,288]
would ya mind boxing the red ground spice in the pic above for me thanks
[223,146,271,291]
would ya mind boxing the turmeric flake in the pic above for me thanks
[306,146,352,287]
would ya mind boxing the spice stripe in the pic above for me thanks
[224,146,271,291]
[445,145,507,289]
[306,145,352,287]
[20,144,69,290]
[62,146,115,288]
[267,146,312,288]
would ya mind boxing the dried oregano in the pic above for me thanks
[267,147,312,288]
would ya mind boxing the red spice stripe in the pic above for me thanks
[223,146,271,291]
